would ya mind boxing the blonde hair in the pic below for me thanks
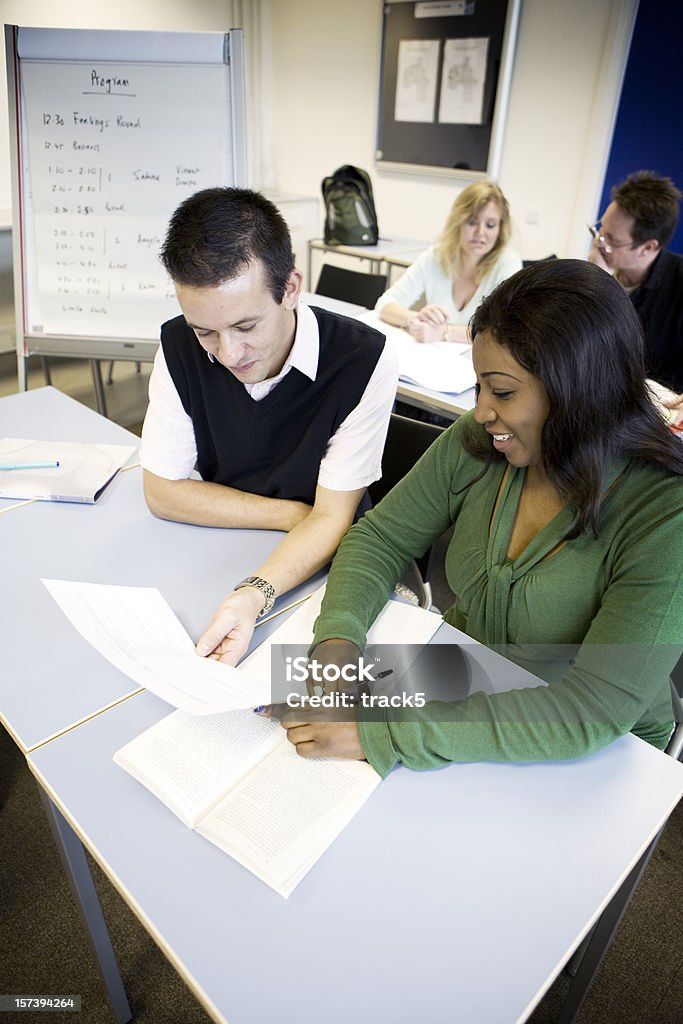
[436,181,511,284]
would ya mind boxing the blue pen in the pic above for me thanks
[0,460,60,470]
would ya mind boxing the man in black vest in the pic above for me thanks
[589,171,683,424]
[140,188,397,665]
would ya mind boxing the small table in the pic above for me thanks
[307,236,428,289]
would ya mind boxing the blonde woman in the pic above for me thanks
[375,181,521,343]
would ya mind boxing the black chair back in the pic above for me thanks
[314,264,387,309]
[522,254,558,268]
[369,413,445,586]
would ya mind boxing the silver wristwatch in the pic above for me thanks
[233,576,276,618]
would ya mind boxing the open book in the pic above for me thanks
[0,438,137,503]
[114,707,380,898]
[113,587,442,896]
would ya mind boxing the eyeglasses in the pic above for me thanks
[587,223,634,256]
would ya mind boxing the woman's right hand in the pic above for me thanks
[407,318,447,344]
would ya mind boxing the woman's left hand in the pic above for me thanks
[416,303,449,326]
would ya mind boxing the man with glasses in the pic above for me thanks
[589,171,682,423]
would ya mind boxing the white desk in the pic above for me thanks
[307,236,428,289]
[358,310,478,420]
[26,631,683,1024]
[303,292,476,420]
[0,387,322,751]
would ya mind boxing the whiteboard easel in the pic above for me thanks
[5,25,247,393]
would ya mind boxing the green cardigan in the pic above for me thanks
[312,414,683,777]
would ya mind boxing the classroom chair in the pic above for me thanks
[369,412,445,610]
[522,254,558,268]
[314,263,387,309]
[666,653,683,760]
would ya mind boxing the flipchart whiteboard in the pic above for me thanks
[6,26,247,385]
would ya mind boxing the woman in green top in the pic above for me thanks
[280,260,683,776]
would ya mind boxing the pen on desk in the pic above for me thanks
[0,460,61,470]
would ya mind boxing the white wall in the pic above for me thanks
[1,0,635,258]
[268,0,636,260]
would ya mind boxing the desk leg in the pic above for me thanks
[39,789,132,1024]
[90,360,108,418]
[307,242,313,291]
[555,830,661,1024]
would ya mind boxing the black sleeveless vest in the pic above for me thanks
[161,307,386,505]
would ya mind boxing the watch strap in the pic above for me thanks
[233,576,276,618]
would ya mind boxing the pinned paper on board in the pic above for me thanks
[394,39,440,123]
[438,37,489,124]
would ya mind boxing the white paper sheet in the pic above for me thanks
[42,580,270,714]
[438,37,489,125]
[395,39,440,123]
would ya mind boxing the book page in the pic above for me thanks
[114,708,283,827]
[0,438,136,503]
[197,741,380,897]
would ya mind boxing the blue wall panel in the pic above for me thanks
[599,0,682,253]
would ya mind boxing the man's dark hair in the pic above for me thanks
[160,187,295,301]
[611,171,681,248]
[466,259,683,537]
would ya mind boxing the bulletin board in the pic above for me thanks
[5,25,247,389]
[376,0,522,178]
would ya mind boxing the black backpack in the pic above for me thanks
[321,165,379,246]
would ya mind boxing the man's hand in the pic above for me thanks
[195,586,266,665]
[587,238,612,274]
[663,393,683,428]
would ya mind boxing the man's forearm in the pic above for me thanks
[194,485,364,664]
[252,497,359,597]
[143,470,311,531]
